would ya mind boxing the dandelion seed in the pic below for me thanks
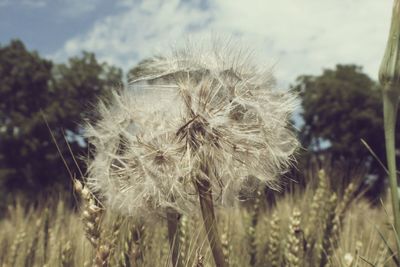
[85,41,298,218]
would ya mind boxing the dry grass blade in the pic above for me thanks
[374,225,399,266]
[361,139,389,175]
[379,199,400,257]
[359,255,376,266]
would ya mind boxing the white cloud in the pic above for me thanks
[53,0,212,68]
[53,0,393,87]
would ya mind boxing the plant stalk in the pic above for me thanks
[195,178,228,267]
[379,0,400,253]
[383,91,400,248]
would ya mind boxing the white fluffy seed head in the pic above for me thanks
[85,42,299,217]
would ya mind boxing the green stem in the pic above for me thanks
[195,178,229,267]
[383,91,400,249]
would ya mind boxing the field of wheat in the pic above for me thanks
[0,169,396,267]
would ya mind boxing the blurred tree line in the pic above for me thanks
[0,39,395,201]
[292,65,398,197]
[0,39,122,201]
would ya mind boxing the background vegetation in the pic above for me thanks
[0,170,396,267]
[0,39,397,266]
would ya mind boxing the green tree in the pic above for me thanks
[0,40,122,196]
[53,51,123,131]
[0,40,55,191]
[293,65,397,193]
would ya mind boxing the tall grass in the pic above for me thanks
[0,170,396,267]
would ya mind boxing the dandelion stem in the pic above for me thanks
[195,177,228,267]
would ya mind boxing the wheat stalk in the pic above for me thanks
[285,208,303,267]
[267,211,281,267]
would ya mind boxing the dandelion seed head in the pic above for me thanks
[85,41,299,217]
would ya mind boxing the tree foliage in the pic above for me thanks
[293,65,396,180]
[0,40,122,195]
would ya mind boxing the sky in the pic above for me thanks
[0,0,394,88]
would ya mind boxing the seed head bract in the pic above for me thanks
[84,42,299,217]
